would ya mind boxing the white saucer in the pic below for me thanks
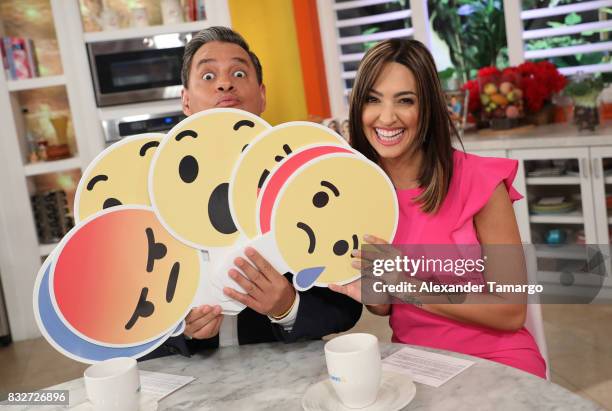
[69,392,158,410]
[302,370,416,411]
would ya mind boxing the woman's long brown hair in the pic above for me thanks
[349,39,460,213]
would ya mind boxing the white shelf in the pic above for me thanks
[529,211,584,224]
[97,99,183,121]
[83,20,211,43]
[605,176,612,184]
[24,157,81,177]
[526,176,581,185]
[39,242,58,257]
[7,75,66,91]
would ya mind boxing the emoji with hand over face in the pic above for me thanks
[50,206,201,346]
[230,122,348,239]
[150,109,270,250]
[257,145,398,290]
[74,134,164,222]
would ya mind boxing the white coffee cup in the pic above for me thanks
[324,333,381,408]
[84,357,140,411]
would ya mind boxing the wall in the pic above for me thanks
[228,0,308,125]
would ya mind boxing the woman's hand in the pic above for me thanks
[329,234,395,316]
[329,280,363,302]
[329,234,389,301]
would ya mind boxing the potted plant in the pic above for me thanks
[564,72,604,131]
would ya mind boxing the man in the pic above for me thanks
[147,26,361,357]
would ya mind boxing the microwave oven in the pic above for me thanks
[87,33,192,107]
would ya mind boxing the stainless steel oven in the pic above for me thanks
[87,33,192,107]
[102,110,186,144]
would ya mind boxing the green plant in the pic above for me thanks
[564,73,604,107]
[429,0,508,83]
[521,2,612,83]
[526,12,609,68]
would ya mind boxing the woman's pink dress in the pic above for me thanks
[389,150,547,378]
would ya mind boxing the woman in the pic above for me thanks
[330,39,546,378]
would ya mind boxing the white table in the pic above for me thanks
[2,340,603,410]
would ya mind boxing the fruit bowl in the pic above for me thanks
[478,72,525,129]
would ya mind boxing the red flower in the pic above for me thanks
[477,66,501,78]
[462,79,481,113]
[501,67,520,82]
[516,61,566,112]
[465,61,567,115]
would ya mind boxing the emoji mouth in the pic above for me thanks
[208,183,238,235]
[297,222,317,254]
[103,198,122,209]
[123,262,179,331]
[333,234,359,256]
[125,288,155,330]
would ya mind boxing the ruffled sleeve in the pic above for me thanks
[451,151,523,243]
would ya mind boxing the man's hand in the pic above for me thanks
[223,247,296,317]
[184,305,223,339]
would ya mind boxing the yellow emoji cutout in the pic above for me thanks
[257,145,398,290]
[229,122,348,239]
[50,206,201,346]
[149,109,271,250]
[74,134,164,222]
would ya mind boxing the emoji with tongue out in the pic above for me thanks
[255,145,398,290]
[149,109,270,250]
[229,122,348,240]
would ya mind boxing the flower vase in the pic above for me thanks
[574,104,599,131]
[565,72,603,132]
[529,103,554,126]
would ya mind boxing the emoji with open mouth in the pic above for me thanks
[50,206,201,346]
[149,109,270,250]
[74,134,164,222]
[256,145,398,290]
[229,122,348,239]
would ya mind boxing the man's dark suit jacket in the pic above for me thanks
[142,274,362,359]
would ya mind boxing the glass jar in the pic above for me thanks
[478,71,525,129]
[566,72,603,131]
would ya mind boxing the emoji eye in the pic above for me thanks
[203,72,215,80]
[313,191,329,208]
[233,70,246,78]
[102,198,122,209]
[179,155,198,183]
[333,240,349,256]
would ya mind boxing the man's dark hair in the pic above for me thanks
[181,26,263,88]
